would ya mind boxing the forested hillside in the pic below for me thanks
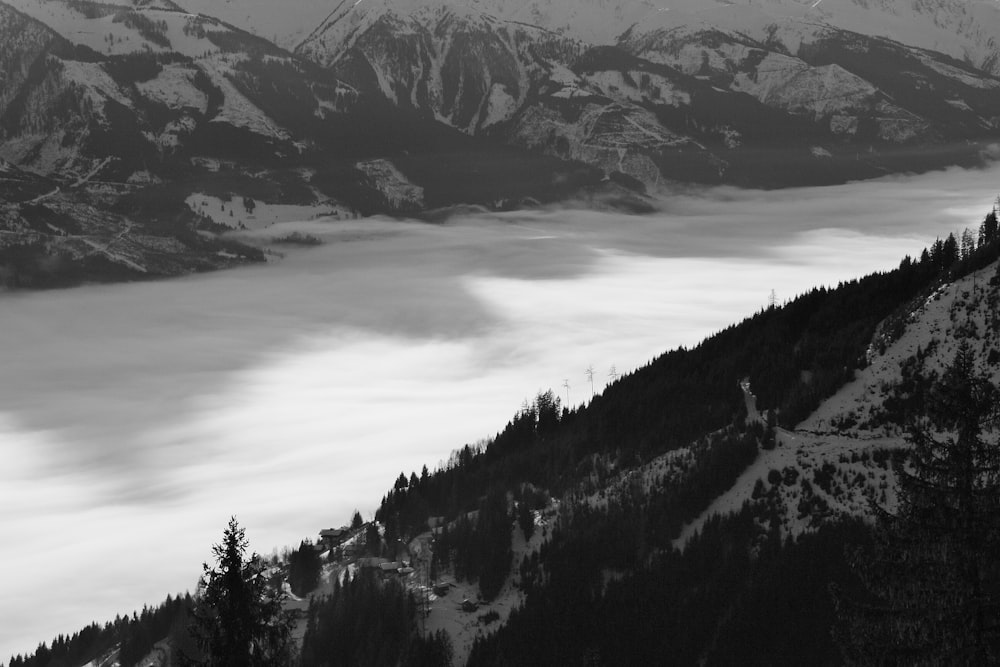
[7,207,1000,666]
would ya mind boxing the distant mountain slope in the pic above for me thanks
[793,0,1000,76]
[0,0,611,285]
[0,0,355,283]
[2,0,1000,284]
[2,0,998,206]
[172,0,336,49]
[296,0,1000,189]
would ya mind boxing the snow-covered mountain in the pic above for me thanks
[0,0,615,290]
[0,0,370,285]
[293,0,1000,75]
[1,0,1000,286]
[3,0,999,194]
[294,0,1000,189]
[171,0,337,49]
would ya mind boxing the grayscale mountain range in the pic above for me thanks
[1,0,999,284]
[6,3,1000,666]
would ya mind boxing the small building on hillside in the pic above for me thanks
[319,527,347,550]
[378,561,403,576]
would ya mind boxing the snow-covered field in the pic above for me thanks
[185,193,350,230]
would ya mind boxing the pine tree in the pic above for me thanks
[980,211,999,248]
[288,540,322,597]
[187,517,293,666]
[837,342,1000,664]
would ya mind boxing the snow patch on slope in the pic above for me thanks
[676,259,1000,551]
[61,59,133,111]
[733,58,878,119]
[674,428,903,548]
[805,0,1000,75]
[801,260,1000,435]
[185,193,343,230]
[135,63,208,111]
[198,58,290,140]
[173,0,335,49]
[7,0,151,54]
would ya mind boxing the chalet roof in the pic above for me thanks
[319,527,346,538]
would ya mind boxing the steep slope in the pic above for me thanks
[797,0,1000,76]
[4,0,1000,213]
[2,0,1000,283]
[0,0,611,285]
[171,0,336,49]
[9,202,1000,664]
[677,257,1000,548]
[359,209,1000,665]
[0,0,359,284]
[0,0,360,174]
[296,0,1000,189]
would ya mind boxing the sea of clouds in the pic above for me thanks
[2,161,999,659]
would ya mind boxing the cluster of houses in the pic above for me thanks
[313,517,479,612]
[315,525,415,577]
[356,557,416,578]
[315,526,366,560]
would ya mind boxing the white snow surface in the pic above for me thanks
[173,0,337,49]
[802,261,1000,435]
[5,0,267,60]
[804,0,1000,75]
[296,0,1000,80]
[7,0,152,55]
[185,193,347,231]
[198,57,290,140]
[733,58,879,118]
[135,64,208,112]
[60,59,133,111]
[17,0,1000,78]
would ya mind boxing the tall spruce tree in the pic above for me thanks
[288,539,322,597]
[837,342,1000,664]
[187,517,293,666]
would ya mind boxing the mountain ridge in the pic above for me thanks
[2,0,1000,288]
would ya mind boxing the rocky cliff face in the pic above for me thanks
[295,0,1000,189]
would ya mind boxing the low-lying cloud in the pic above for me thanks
[2,161,999,659]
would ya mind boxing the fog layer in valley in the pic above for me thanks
[3,163,999,659]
